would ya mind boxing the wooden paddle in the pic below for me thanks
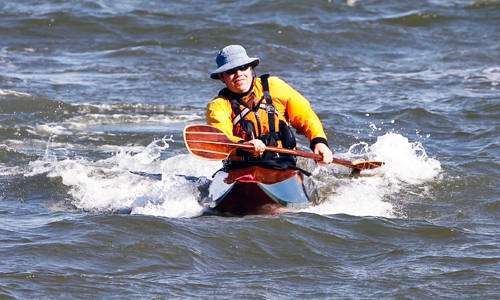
[183,124,384,171]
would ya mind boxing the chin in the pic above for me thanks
[236,84,251,93]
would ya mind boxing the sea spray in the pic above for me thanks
[26,127,441,219]
[371,132,441,184]
[303,132,441,218]
[29,138,221,218]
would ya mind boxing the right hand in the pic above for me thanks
[244,139,266,157]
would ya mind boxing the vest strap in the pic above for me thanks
[260,74,276,133]
[220,75,283,145]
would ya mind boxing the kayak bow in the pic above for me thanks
[209,166,310,216]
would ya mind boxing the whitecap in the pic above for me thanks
[0,89,31,97]
[302,132,441,218]
[27,137,221,218]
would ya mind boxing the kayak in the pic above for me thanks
[183,124,384,216]
[210,166,310,216]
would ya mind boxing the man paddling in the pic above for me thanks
[207,45,333,169]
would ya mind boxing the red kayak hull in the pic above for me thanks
[213,166,310,216]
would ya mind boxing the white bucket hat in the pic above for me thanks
[210,45,260,79]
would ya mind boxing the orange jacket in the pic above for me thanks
[206,76,328,148]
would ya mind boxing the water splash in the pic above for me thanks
[26,128,441,219]
[303,132,441,218]
[371,132,441,184]
[0,89,31,97]
[28,138,221,218]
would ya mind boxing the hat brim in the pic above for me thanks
[210,58,259,79]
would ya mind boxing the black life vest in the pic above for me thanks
[218,74,296,158]
[217,75,310,176]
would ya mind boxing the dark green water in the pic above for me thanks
[1,0,499,298]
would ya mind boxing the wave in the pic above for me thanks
[382,11,456,26]
[0,92,75,115]
[465,1,500,10]
[0,89,31,97]
[19,124,442,220]
[0,92,202,132]
[26,138,219,218]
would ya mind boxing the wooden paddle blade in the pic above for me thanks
[351,160,385,170]
[183,124,239,160]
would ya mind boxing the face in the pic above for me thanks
[219,64,253,94]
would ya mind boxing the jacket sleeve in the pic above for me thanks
[269,77,328,146]
[206,97,244,143]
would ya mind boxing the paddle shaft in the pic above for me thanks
[233,143,355,167]
[183,124,384,170]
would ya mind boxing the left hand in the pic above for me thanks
[314,143,333,164]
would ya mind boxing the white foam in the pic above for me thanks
[483,66,500,85]
[26,137,222,218]
[159,154,221,178]
[98,138,171,173]
[346,0,357,7]
[28,112,201,138]
[370,133,441,184]
[0,163,22,176]
[302,132,441,218]
[129,174,205,218]
[34,124,72,136]
[25,127,440,219]
[0,89,31,97]
[303,176,394,217]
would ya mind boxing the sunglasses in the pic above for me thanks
[224,63,252,75]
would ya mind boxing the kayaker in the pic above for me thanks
[207,44,333,169]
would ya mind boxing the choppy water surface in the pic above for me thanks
[1,0,499,298]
